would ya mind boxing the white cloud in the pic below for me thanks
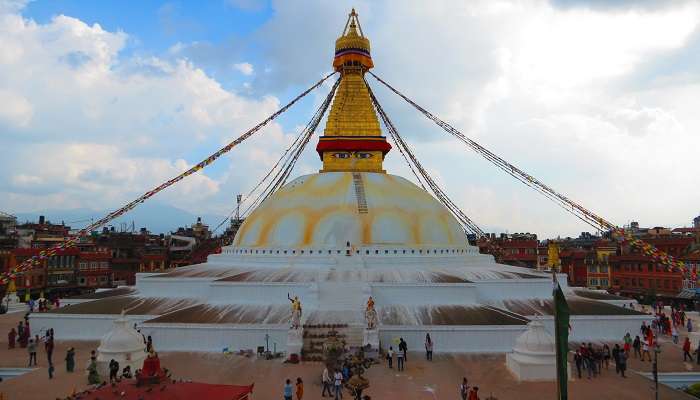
[0,89,32,127]
[233,62,254,76]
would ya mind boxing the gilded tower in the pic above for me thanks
[316,9,391,173]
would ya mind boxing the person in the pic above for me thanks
[322,366,332,397]
[45,330,54,366]
[683,337,694,362]
[396,346,405,371]
[623,333,632,354]
[633,335,641,358]
[334,369,343,400]
[602,344,611,370]
[146,336,153,353]
[27,338,37,366]
[8,328,16,349]
[618,350,628,378]
[425,333,433,361]
[612,344,620,374]
[283,378,293,400]
[387,346,394,368]
[48,363,54,379]
[122,365,132,379]
[65,347,75,372]
[689,318,694,333]
[109,359,120,383]
[296,377,304,400]
[574,350,583,378]
[17,321,26,348]
[459,377,469,400]
[586,343,596,378]
[399,338,408,362]
[468,386,480,400]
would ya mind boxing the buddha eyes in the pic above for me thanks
[332,152,373,159]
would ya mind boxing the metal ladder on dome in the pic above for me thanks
[352,173,368,214]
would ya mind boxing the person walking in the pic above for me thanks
[618,350,628,378]
[633,335,641,358]
[459,377,469,400]
[602,344,611,370]
[683,337,694,362]
[322,366,332,397]
[386,346,393,369]
[295,377,304,400]
[27,338,37,366]
[574,350,583,379]
[334,369,343,400]
[109,359,120,383]
[672,324,679,344]
[65,347,75,372]
[8,328,16,349]
[399,338,408,362]
[45,331,54,366]
[284,378,293,400]
[612,344,621,374]
[424,333,433,361]
[396,347,405,371]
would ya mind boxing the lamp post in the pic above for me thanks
[653,342,661,400]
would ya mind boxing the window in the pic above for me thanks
[79,262,88,270]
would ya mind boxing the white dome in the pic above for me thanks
[512,320,555,356]
[97,313,146,354]
[233,172,467,249]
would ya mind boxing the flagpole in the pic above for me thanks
[552,269,561,400]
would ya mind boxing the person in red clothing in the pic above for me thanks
[683,337,694,362]
[468,386,480,400]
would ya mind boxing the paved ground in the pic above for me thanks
[0,310,696,399]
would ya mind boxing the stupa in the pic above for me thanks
[96,310,147,377]
[32,9,649,355]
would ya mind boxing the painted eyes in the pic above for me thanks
[332,152,373,159]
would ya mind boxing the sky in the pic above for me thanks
[0,0,699,239]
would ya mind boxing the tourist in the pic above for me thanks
[633,335,641,358]
[623,333,632,354]
[602,344,611,370]
[322,366,332,397]
[29,298,35,312]
[641,321,648,337]
[333,369,343,400]
[612,344,620,374]
[586,343,596,378]
[65,347,75,372]
[387,346,394,368]
[425,333,433,361]
[618,350,628,378]
[459,377,469,400]
[122,365,132,379]
[688,318,693,333]
[17,321,26,348]
[683,337,694,362]
[296,377,304,400]
[109,359,120,383]
[48,363,54,379]
[86,355,100,385]
[8,328,16,349]
[45,329,55,366]
[28,338,37,366]
[146,336,153,353]
[573,350,583,378]
[283,379,294,400]
[396,346,405,371]
[468,386,480,400]
[399,338,408,362]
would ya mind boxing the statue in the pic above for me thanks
[288,293,302,330]
[364,296,377,330]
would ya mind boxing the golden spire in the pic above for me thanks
[316,9,390,173]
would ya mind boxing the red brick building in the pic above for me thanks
[78,251,113,288]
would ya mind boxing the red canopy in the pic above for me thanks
[78,381,253,400]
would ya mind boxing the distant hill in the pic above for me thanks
[13,203,226,235]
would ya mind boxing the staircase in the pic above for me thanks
[352,173,368,214]
[300,323,365,362]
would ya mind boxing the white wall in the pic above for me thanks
[378,325,526,353]
[140,323,288,353]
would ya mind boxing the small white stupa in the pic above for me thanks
[96,310,146,377]
[506,319,570,381]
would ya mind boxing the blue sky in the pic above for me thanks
[1,0,699,238]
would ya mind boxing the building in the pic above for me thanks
[31,10,646,353]
[478,233,538,268]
